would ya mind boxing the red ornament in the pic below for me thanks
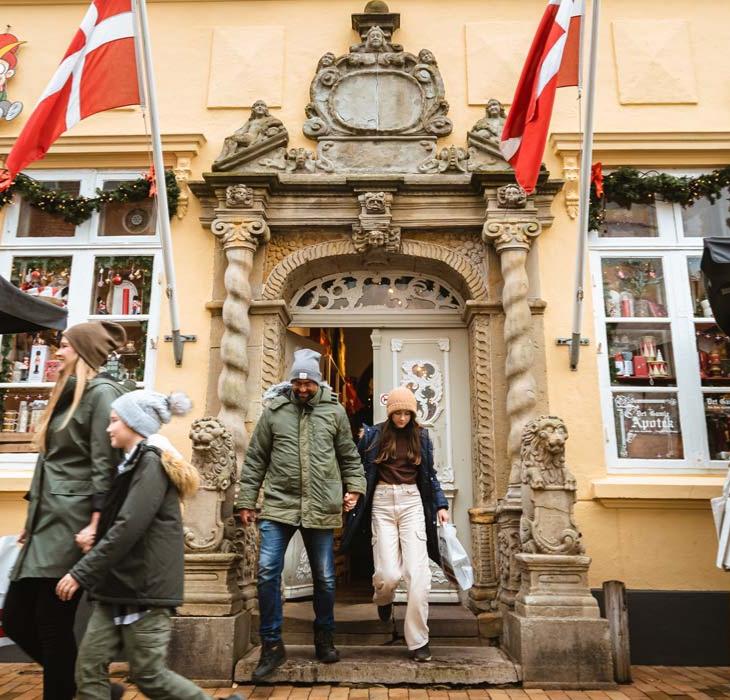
[112,274,122,286]
[31,269,41,280]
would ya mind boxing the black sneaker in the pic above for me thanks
[314,628,340,664]
[377,603,393,622]
[252,639,286,681]
[412,642,432,662]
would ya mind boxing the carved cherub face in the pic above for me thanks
[418,48,435,64]
[366,26,386,50]
[487,99,503,118]
[318,52,336,69]
[251,100,269,118]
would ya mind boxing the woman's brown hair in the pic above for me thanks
[374,412,422,465]
[33,356,97,452]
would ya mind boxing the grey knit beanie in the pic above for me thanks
[289,348,322,384]
[112,390,192,438]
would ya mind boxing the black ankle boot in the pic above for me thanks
[252,638,286,681]
[314,629,340,663]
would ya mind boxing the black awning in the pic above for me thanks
[0,275,68,334]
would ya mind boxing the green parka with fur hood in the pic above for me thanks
[236,383,366,529]
[70,436,199,607]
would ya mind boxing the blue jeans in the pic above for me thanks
[257,519,336,642]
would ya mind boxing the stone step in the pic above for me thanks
[281,633,488,647]
[235,645,520,685]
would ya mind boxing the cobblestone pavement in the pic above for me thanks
[1,664,730,699]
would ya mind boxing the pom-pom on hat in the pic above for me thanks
[111,390,192,438]
[386,386,417,417]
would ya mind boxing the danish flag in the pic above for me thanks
[500,0,583,194]
[0,0,140,190]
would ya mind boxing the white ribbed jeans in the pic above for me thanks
[371,483,431,650]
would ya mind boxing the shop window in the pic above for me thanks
[98,180,157,237]
[591,171,730,472]
[0,170,161,457]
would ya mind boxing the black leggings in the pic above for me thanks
[4,578,81,700]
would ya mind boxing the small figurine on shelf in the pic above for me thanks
[131,295,141,315]
[640,335,657,360]
[621,351,634,376]
[709,349,724,377]
[96,297,108,315]
[620,291,635,317]
[19,354,29,382]
[605,288,621,318]
[649,349,669,378]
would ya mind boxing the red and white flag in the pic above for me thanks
[500,0,583,194]
[0,0,139,190]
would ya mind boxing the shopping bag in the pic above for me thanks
[437,523,474,590]
[0,535,19,647]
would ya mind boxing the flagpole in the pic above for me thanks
[133,0,190,366]
[569,0,600,370]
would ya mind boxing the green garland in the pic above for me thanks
[589,166,730,232]
[0,170,180,225]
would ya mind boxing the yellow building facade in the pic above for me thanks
[1,0,729,672]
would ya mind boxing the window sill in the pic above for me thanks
[591,476,724,509]
[0,470,33,492]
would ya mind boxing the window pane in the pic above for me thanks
[1,329,63,385]
[99,321,147,383]
[687,256,709,316]
[1,386,51,451]
[10,256,72,306]
[607,322,675,386]
[98,181,157,236]
[598,202,658,238]
[704,394,730,460]
[681,187,730,238]
[602,257,668,318]
[91,256,153,315]
[696,323,730,387]
[16,181,80,238]
[613,392,683,459]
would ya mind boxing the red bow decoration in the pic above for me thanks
[591,162,604,198]
[145,166,157,198]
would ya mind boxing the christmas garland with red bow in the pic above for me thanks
[0,170,180,225]
[589,165,730,232]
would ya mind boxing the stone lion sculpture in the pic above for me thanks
[519,415,583,555]
[183,416,237,553]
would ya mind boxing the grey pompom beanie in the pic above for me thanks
[112,390,192,438]
[289,348,323,384]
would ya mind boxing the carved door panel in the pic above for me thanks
[371,328,473,602]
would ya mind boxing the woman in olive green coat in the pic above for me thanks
[4,321,127,700]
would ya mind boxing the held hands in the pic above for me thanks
[75,524,96,553]
[17,529,27,546]
[437,508,450,525]
[343,492,360,512]
[239,508,257,526]
[56,573,80,601]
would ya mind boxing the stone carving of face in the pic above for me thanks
[487,99,502,118]
[252,100,269,118]
[418,49,435,64]
[318,52,336,69]
[366,26,386,50]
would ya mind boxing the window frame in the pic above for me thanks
[0,169,163,465]
[590,170,730,474]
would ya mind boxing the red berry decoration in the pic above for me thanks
[112,274,123,285]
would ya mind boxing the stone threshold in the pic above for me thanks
[235,645,520,685]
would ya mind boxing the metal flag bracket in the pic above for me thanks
[163,331,197,367]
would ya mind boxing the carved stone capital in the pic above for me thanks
[212,216,270,251]
[483,218,541,253]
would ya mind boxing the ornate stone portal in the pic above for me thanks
[186,0,601,686]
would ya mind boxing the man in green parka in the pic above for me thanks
[237,348,366,681]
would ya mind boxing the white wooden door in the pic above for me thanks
[371,328,473,602]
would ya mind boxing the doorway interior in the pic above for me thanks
[289,325,375,602]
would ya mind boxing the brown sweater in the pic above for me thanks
[377,431,418,485]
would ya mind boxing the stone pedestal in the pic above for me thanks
[178,552,243,617]
[170,610,251,687]
[503,554,614,688]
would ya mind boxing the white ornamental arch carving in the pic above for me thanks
[292,271,464,312]
[261,238,488,302]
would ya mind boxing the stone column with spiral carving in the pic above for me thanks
[211,186,270,460]
[482,184,542,609]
